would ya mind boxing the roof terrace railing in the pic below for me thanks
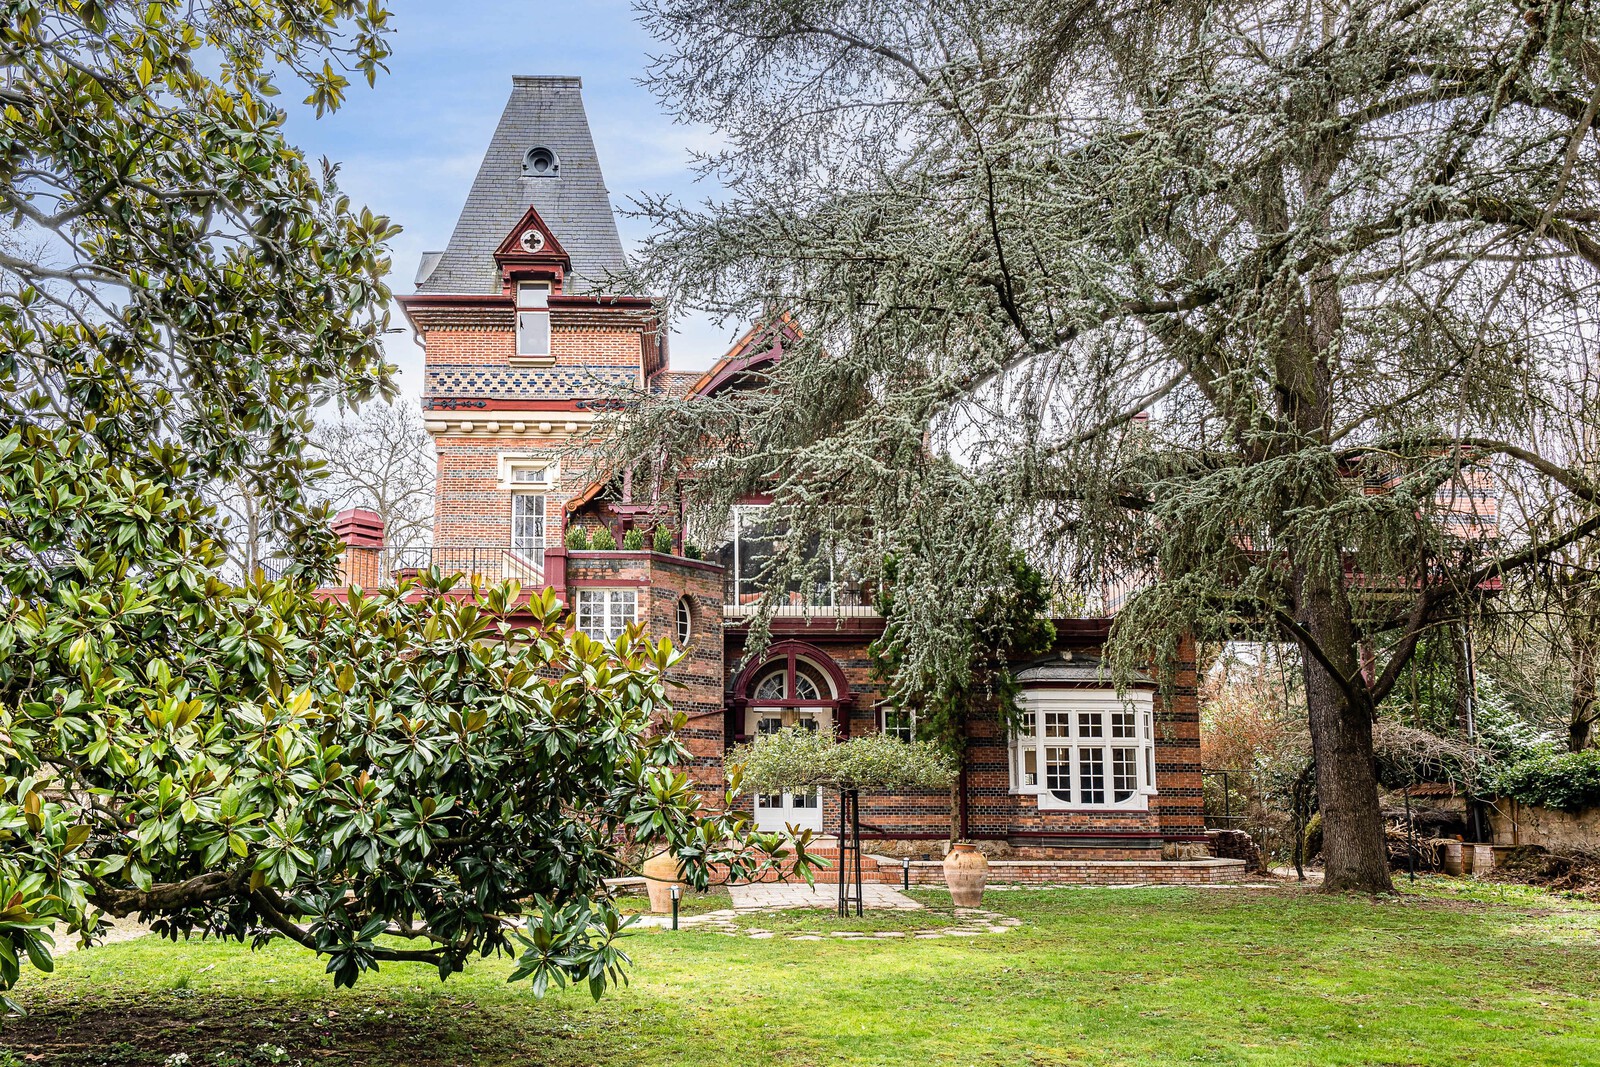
[267,544,546,589]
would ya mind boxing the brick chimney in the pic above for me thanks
[332,508,385,587]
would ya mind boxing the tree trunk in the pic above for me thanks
[1570,616,1597,752]
[1297,577,1395,894]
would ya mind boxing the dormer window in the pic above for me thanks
[515,281,551,360]
[522,146,559,177]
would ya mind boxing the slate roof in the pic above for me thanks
[648,370,701,397]
[415,76,626,295]
[1013,651,1153,687]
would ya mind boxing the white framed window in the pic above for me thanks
[575,589,637,640]
[511,493,545,566]
[515,281,551,358]
[882,708,915,743]
[498,454,557,490]
[675,596,693,646]
[1009,690,1156,810]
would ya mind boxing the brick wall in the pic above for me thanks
[895,857,1248,886]
[564,551,727,801]
[431,433,605,546]
[421,324,642,369]
[1153,637,1206,840]
[720,625,1204,857]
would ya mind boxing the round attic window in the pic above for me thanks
[522,146,559,177]
[519,228,546,253]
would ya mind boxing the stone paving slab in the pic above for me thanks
[728,881,923,911]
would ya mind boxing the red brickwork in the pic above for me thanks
[719,623,1205,859]
[430,433,604,546]
[563,550,726,801]
[708,850,1247,886]
[420,324,644,369]
[425,328,514,366]
[895,857,1247,886]
[1153,638,1206,841]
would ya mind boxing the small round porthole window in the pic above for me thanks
[523,145,559,177]
[675,596,694,647]
[519,228,545,253]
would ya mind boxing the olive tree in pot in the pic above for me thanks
[730,729,959,912]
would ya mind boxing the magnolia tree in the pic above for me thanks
[0,0,814,1008]
[623,0,1600,893]
[2,564,811,1006]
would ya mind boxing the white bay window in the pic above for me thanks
[1009,690,1156,810]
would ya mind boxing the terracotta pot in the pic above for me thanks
[641,849,685,914]
[942,842,988,907]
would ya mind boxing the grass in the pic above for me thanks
[7,877,1600,1066]
[611,886,734,917]
[726,898,975,934]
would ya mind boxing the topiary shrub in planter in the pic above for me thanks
[653,527,672,554]
[590,525,617,550]
[622,528,645,550]
[730,729,958,911]
[683,543,703,560]
[565,526,589,550]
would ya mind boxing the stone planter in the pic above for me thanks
[943,842,989,907]
[641,849,684,914]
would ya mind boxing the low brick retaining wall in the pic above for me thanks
[886,857,1251,886]
[709,850,1251,888]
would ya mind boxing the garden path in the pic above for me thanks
[727,881,922,910]
[631,882,1023,941]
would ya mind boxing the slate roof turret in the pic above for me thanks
[415,76,626,295]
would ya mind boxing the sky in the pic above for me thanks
[277,1,737,399]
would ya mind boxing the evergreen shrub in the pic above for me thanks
[1496,750,1600,812]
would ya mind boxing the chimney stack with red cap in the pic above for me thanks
[332,508,385,587]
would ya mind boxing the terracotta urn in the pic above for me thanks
[641,849,685,914]
[942,842,988,907]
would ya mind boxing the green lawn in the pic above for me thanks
[7,879,1600,1066]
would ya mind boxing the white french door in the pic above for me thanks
[751,709,825,832]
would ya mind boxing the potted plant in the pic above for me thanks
[590,525,617,550]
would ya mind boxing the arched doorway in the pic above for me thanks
[731,644,851,833]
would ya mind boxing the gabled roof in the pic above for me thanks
[415,76,626,295]
[685,314,803,398]
[492,202,572,265]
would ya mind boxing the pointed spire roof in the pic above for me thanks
[415,76,626,295]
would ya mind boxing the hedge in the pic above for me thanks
[1495,749,1600,812]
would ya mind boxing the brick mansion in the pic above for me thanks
[328,76,1234,883]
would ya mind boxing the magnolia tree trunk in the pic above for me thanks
[1298,577,1394,894]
